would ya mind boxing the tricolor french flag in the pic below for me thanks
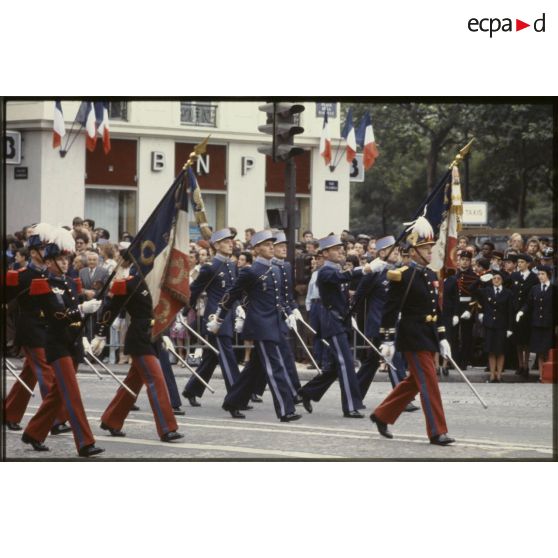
[356,111,379,170]
[341,107,357,162]
[52,100,66,149]
[95,102,111,155]
[76,101,98,152]
[319,110,332,165]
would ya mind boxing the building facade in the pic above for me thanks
[6,100,351,241]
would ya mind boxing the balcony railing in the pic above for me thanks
[180,102,217,127]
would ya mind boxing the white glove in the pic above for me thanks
[460,310,471,320]
[285,313,298,330]
[516,311,524,323]
[162,335,175,352]
[235,305,246,319]
[82,336,92,354]
[369,257,387,273]
[439,339,452,360]
[380,341,395,362]
[90,335,106,356]
[506,330,513,338]
[292,308,303,321]
[480,273,494,283]
[111,317,122,330]
[234,316,245,333]
[80,299,102,315]
[452,315,459,327]
[478,313,484,322]
[206,314,222,334]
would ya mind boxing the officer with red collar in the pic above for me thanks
[370,222,455,446]
[4,223,70,434]
[90,254,183,443]
[21,228,105,457]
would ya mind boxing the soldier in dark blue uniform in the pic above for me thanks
[370,223,455,445]
[510,254,539,378]
[21,228,105,457]
[444,249,477,370]
[208,230,300,422]
[471,270,514,382]
[91,258,182,443]
[517,265,556,381]
[352,236,417,409]
[181,228,241,407]
[4,223,70,433]
[298,235,377,418]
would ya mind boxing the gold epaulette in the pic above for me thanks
[387,266,408,282]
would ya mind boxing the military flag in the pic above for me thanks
[52,100,66,149]
[76,101,97,151]
[356,111,379,170]
[319,110,332,165]
[341,107,357,162]
[128,170,191,340]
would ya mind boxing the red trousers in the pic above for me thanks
[24,356,95,452]
[374,351,448,438]
[101,355,177,438]
[4,347,67,425]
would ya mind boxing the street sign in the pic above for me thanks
[316,102,337,118]
[462,201,488,225]
[349,154,365,182]
[5,131,21,165]
[325,180,338,192]
[14,167,28,179]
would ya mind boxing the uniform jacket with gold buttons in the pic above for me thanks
[522,283,556,328]
[381,263,446,353]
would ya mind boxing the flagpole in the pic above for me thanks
[381,138,475,262]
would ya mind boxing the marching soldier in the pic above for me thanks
[4,223,70,434]
[370,221,455,445]
[181,228,241,406]
[250,231,303,403]
[90,254,183,443]
[21,228,105,457]
[298,235,377,418]
[352,236,418,410]
[510,253,539,379]
[207,230,300,422]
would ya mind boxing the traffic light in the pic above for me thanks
[258,102,305,161]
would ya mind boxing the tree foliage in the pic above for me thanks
[346,102,553,235]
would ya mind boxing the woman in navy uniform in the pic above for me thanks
[510,254,539,378]
[91,256,182,443]
[181,228,240,406]
[4,223,70,434]
[472,270,514,382]
[21,228,105,457]
[517,265,556,381]
[208,230,300,422]
[298,235,376,418]
[370,222,455,446]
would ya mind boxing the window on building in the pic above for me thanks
[180,101,217,127]
[85,188,137,241]
[264,195,310,233]
[108,101,128,121]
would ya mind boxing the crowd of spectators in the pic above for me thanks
[5,219,556,379]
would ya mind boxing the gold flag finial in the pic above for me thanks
[449,138,475,169]
[183,135,211,170]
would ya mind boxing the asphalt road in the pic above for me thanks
[3,367,555,460]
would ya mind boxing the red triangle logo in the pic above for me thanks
[516,19,530,31]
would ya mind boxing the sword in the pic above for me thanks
[290,325,322,375]
[5,360,35,396]
[184,323,219,355]
[350,317,399,375]
[296,316,330,348]
[165,345,215,394]
[85,351,138,398]
[445,353,488,409]
[83,356,105,380]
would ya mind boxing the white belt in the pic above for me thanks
[459,296,472,302]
